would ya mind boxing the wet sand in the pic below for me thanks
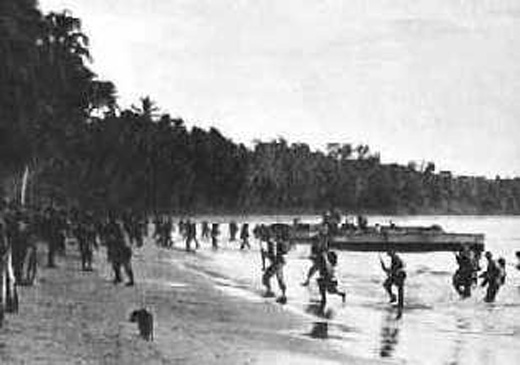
[0,242,381,364]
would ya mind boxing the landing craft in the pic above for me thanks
[290,223,485,254]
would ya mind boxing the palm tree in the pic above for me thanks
[131,96,160,120]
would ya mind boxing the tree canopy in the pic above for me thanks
[2,2,520,215]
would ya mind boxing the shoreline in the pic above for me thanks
[0,242,381,364]
[151,210,520,218]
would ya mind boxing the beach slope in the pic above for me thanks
[0,244,380,364]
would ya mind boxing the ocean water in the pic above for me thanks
[165,215,520,365]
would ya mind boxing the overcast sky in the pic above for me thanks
[39,0,520,177]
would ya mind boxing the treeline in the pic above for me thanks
[2,2,520,215]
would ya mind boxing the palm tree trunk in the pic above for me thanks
[21,165,29,206]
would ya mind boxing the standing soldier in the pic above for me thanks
[211,223,220,250]
[10,213,32,284]
[0,206,19,325]
[229,221,238,242]
[240,223,250,250]
[46,206,63,268]
[381,250,406,317]
[104,213,134,286]
[185,219,199,252]
[75,213,98,272]
[201,221,210,240]
[164,217,173,248]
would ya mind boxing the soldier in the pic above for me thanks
[74,213,98,271]
[47,206,65,268]
[381,250,406,317]
[302,226,330,286]
[262,230,290,304]
[211,223,220,250]
[480,251,503,303]
[229,221,238,242]
[240,223,250,250]
[317,250,346,308]
[164,217,173,248]
[185,220,199,251]
[254,224,270,271]
[497,257,506,285]
[201,221,210,240]
[452,246,475,298]
[104,213,134,286]
[10,214,32,283]
[0,207,19,324]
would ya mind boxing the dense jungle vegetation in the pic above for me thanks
[2,1,520,214]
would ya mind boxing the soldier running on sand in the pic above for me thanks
[262,230,290,304]
[302,226,330,286]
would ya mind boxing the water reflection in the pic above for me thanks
[446,317,470,365]
[309,321,329,339]
[379,309,401,358]
[305,301,333,339]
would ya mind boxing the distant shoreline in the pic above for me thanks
[156,208,520,218]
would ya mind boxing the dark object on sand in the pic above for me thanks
[130,309,154,341]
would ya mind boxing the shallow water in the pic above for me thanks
[165,215,520,365]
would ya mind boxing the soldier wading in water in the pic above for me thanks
[381,250,406,318]
[317,250,346,309]
[480,251,506,303]
[452,246,479,298]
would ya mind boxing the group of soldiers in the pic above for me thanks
[253,219,407,315]
[254,214,514,317]
[153,218,251,252]
[150,214,511,313]
[0,203,142,316]
[453,246,507,302]
[1,202,516,329]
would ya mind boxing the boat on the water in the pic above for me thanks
[289,224,485,253]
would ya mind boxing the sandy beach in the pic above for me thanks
[0,240,380,365]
